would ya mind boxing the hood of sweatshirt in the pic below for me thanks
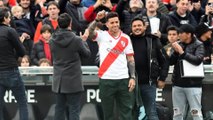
[50,28,75,48]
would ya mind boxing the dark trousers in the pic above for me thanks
[99,78,134,120]
[54,92,82,120]
[0,68,28,120]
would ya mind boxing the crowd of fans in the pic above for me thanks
[0,0,212,66]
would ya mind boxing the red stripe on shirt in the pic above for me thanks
[98,36,129,78]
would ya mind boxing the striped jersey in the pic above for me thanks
[94,30,134,79]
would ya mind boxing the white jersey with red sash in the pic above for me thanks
[94,30,134,79]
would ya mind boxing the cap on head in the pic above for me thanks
[195,22,213,38]
[179,24,195,34]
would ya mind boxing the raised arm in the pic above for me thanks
[116,0,128,21]
[87,10,106,40]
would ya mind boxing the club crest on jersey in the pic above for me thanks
[121,41,126,47]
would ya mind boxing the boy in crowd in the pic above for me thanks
[11,5,35,56]
[11,5,35,39]
[164,25,179,56]
[31,24,52,66]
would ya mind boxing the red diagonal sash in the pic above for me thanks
[98,36,129,78]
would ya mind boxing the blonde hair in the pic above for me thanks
[11,5,23,16]
[38,58,52,66]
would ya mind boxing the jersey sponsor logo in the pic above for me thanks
[106,48,124,55]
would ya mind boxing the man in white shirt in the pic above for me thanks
[88,11,136,120]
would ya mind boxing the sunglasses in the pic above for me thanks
[207,2,213,7]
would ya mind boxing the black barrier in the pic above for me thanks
[3,66,213,120]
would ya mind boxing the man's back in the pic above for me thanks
[50,28,90,93]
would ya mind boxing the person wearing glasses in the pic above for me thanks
[200,0,213,26]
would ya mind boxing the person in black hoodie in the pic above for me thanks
[170,24,204,120]
[130,16,169,120]
[196,22,213,64]
[168,0,197,27]
[199,0,213,25]
[0,7,28,120]
[49,13,91,120]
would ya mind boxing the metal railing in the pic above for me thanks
[18,65,213,85]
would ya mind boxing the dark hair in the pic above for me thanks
[58,13,72,28]
[105,12,118,22]
[40,24,52,34]
[167,25,179,34]
[176,0,189,3]
[131,16,145,26]
[17,0,30,4]
[18,55,31,66]
[17,0,35,8]
[176,0,181,3]
[0,7,10,23]
[47,1,59,10]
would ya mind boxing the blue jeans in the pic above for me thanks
[54,92,82,120]
[172,86,203,120]
[0,68,28,120]
[140,84,159,120]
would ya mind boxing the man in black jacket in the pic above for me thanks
[49,13,91,120]
[130,16,169,120]
[170,24,204,120]
[0,7,28,120]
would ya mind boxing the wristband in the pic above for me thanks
[130,77,136,80]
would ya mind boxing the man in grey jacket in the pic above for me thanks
[49,13,91,120]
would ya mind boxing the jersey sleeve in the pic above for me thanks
[124,35,134,56]
[93,30,104,43]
